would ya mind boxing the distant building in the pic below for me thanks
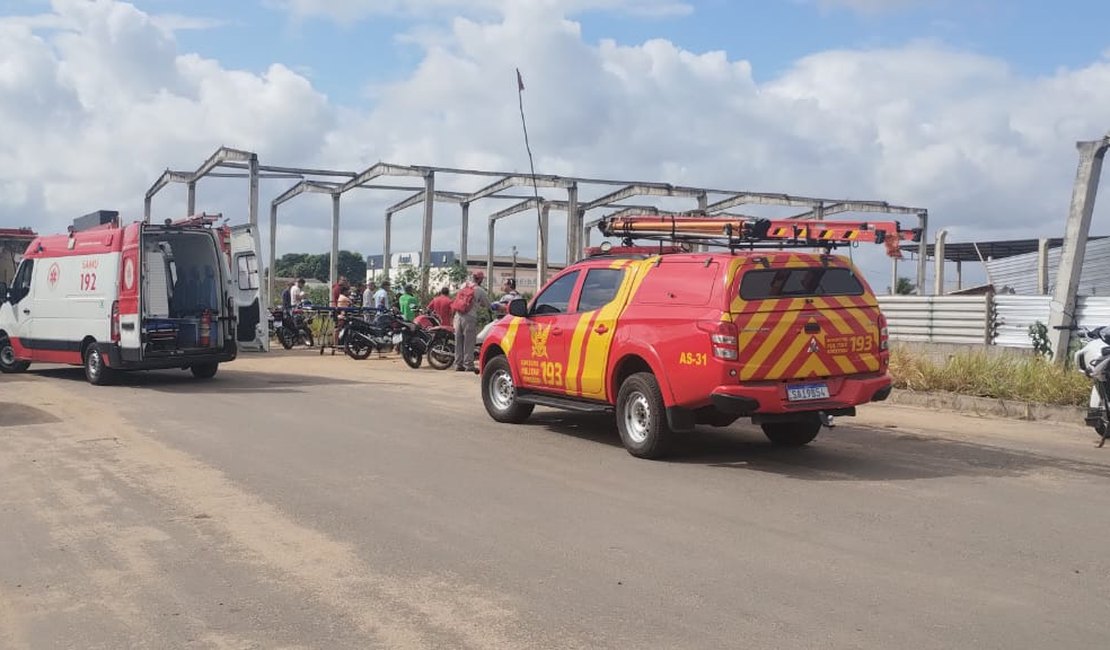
[984,237,1110,296]
[0,227,37,286]
[366,251,564,294]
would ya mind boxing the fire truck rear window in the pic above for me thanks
[739,268,864,299]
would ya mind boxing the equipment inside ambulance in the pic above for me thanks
[0,210,266,384]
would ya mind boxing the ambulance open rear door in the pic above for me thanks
[229,224,268,352]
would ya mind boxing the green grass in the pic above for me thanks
[889,346,1091,406]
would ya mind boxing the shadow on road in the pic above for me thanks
[25,367,375,394]
[526,412,1110,482]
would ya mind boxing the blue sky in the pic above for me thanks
[91,0,1110,107]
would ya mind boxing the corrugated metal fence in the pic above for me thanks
[881,295,1110,349]
[877,296,991,345]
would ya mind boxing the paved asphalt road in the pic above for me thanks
[2,350,1109,649]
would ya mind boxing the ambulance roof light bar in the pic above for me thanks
[596,214,922,258]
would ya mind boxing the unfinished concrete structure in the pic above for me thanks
[144,146,929,304]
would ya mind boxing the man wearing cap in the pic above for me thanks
[454,271,491,373]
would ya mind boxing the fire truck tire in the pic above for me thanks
[482,355,534,423]
[0,336,30,373]
[190,363,219,379]
[616,372,672,459]
[83,344,115,386]
[761,419,821,447]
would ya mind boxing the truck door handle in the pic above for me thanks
[552,327,563,335]
[595,324,609,334]
[22,308,30,315]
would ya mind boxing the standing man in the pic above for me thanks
[426,287,453,326]
[398,285,418,321]
[491,278,521,314]
[452,271,491,373]
[331,275,349,307]
[363,281,377,312]
[290,278,306,306]
[373,280,392,312]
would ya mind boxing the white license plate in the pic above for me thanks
[787,383,830,402]
[392,333,403,344]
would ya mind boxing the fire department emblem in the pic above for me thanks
[530,323,552,359]
[47,263,60,290]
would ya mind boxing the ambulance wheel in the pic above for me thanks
[190,363,219,379]
[83,344,114,386]
[0,336,30,373]
[616,372,672,459]
[761,418,822,447]
[482,355,534,423]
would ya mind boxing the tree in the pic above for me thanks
[272,251,365,283]
[895,276,917,295]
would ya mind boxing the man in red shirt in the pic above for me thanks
[330,275,349,307]
[426,286,454,326]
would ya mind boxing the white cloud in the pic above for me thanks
[2,0,1108,290]
[268,0,692,23]
[810,0,928,13]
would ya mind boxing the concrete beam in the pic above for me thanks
[705,192,823,213]
[1049,137,1110,361]
[465,175,573,204]
[339,162,424,194]
[194,146,255,180]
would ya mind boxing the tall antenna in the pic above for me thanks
[516,68,545,262]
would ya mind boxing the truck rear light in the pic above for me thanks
[878,313,889,351]
[711,322,738,360]
[110,301,120,342]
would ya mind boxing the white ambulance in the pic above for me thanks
[0,210,267,384]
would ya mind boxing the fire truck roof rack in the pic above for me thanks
[596,214,922,258]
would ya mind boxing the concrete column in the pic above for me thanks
[1037,238,1050,295]
[934,229,948,296]
[459,202,470,270]
[383,212,393,282]
[187,181,197,217]
[697,193,710,252]
[1049,137,1110,362]
[890,255,898,295]
[268,203,277,309]
[420,172,435,297]
[486,219,495,288]
[538,203,550,290]
[565,185,579,263]
[956,260,963,291]
[916,212,928,295]
[248,154,260,227]
[329,193,340,301]
[583,221,592,250]
[143,196,152,223]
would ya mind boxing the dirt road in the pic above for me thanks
[2,351,1108,649]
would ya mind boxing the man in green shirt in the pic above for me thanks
[398,285,418,321]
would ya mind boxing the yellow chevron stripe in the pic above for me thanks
[795,352,832,378]
[563,313,591,395]
[578,262,652,399]
[501,316,522,353]
[819,307,861,375]
[740,298,803,380]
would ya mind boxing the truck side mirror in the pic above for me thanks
[508,298,529,318]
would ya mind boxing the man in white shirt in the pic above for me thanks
[363,281,377,311]
[373,281,391,311]
[289,278,306,305]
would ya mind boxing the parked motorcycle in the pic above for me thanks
[1068,325,1110,447]
[415,311,456,371]
[345,310,428,368]
[270,307,314,350]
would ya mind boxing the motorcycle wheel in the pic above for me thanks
[427,332,455,370]
[279,328,296,350]
[345,335,373,360]
[402,343,423,369]
[297,327,315,348]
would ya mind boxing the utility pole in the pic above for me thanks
[1048,136,1110,363]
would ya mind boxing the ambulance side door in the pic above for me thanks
[511,270,581,394]
[2,258,36,358]
[229,224,268,352]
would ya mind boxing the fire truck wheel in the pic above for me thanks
[616,372,672,459]
[761,419,822,447]
[481,355,534,423]
[83,345,115,386]
[0,336,30,373]
[190,363,220,379]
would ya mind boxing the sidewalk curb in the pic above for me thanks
[886,389,1084,425]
